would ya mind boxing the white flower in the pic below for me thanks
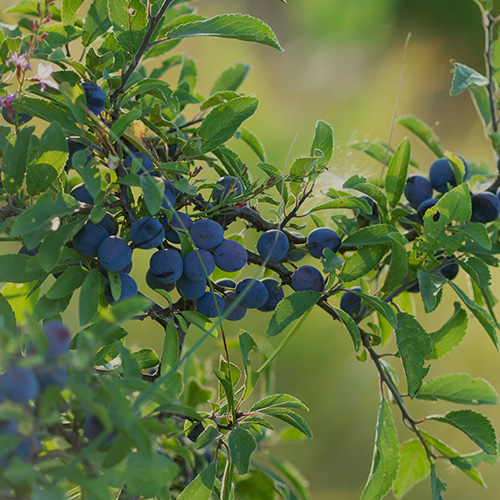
[34,62,59,91]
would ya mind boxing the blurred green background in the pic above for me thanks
[3,0,500,498]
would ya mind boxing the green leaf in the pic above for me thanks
[449,281,498,348]
[310,119,334,165]
[195,424,221,450]
[385,138,411,208]
[308,196,372,214]
[361,397,399,500]
[395,312,433,397]
[469,84,492,128]
[397,115,444,157]
[211,62,252,93]
[251,394,309,412]
[62,0,84,25]
[428,410,498,455]
[239,127,267,162]
[321,248,345,274]
[2,126,33,194]
[79,268,104,326]
[258,407,312,438]
[11,192,79,238]
[21,98,81,136]
[381,235,409,294]
[0,255,46,283]
[26,163,58,197]
[228,427,258,474]
[265,456,310,500]
[162,322,179,374]
[331,306,361,352]
[415,184,471,263]
[39,220,83,272]
[416,374,498,405]
[165,14,283,51]
[198,97,259,153]
[417,271,446,313]
[123,79,179,115]
[33,294,72,321]
[430,464,447,500]
[457,256,491,289]
[200,91,242,111]
[109,109,142,141]
[393,439,430,499]
[239,331,260,401]
[267,290,322,337]
[107,0,147,54]
[140,175,164,216]
[131,348,160,369]
[342,224,397,246]
[343,175,388,213]
[450,61,489,96]
[46,266,87,299]
[454,222,492,250]
[428,302,468,359]
[83,0,112,46]
[351,290,397,328]
[339,244,388,282]
[0,292,16,333]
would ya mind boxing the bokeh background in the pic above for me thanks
[3,0,500,498]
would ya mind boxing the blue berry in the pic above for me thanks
[82,82,106,115]
[291,266,325,292]
[307,227,341,259]
[213,239,248,272]
[97,236,132,272]
[149,249,183,284]
[235,278,269,309]
[257,230,289,262]
[130,217,165,249]
[196,292,225,317]
[190,219,224,250]
[257,278,285,312]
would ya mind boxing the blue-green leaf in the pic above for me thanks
[450,61,489,96]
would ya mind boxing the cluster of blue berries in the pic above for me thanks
[404,156,500,224]
[0,321,70,466]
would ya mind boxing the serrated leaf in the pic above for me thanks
[332,306,361,351]
[239,127,266,162]
[2,126,33,194]
[228,427,258,475]
[123,79,179,115]
[79,268,103,326]
[343,224,397,246]
[450,61,489,96]
[0,292,16,333]
[428,410,497,455]
[430,464,447,500]
[107,0,147,54]
[211,62,252,94]
[381,235,409,293]
[361,397,399,500]
[393,439,430,499]
[259,407,312,438]
[351,290,397,328]
[386,138,411,208]
[454,222,492,249]
[83,0,112,46]
[197,97,258,153]
[0,255,47,283]
[11,192,79,238]
[449,281,498,348]
[308,196,372,214]
[109,109,142,140]
[177,461,216,500]
[417,271,446,313]
[339,244,388,282]
[395,312,433,397]
[140,175,164,216]
[321,248,345,274]
[165,14,283,51]
[458,256,491,289]
[343,175,388,211]
[46,266,87,299]
[417,374,498,405]
[310,119,334,165]
[428,302,468,359]
[267,291,321,337]
[397,115,444,157]
[251,394,309,413]
[62,0,84,24]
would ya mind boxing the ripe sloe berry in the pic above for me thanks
[1,366,40,404]
[213,239,248,272]
[190,219,224,250]
[165,212,193,243]
[149,249,183,284]
[257,230,289,262]
[105,273,138,303]
[340,287,364,318]
[235,278,269,309]
[307,227,341,259]
[429,157,469,193]
[73,222,109,258]
[223,291,247,321]
[130,217,165,249]
[291,266,325,292]
[176,275,207,300]
[212,176,243,202]
[42,321,71,359]
[196,292,225,317]
[97,236,132,272]
[82,82,106,115]
[404,175,433,209]
[257,278,285,312]
[471,192,500,223]
[183,249,216,281]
